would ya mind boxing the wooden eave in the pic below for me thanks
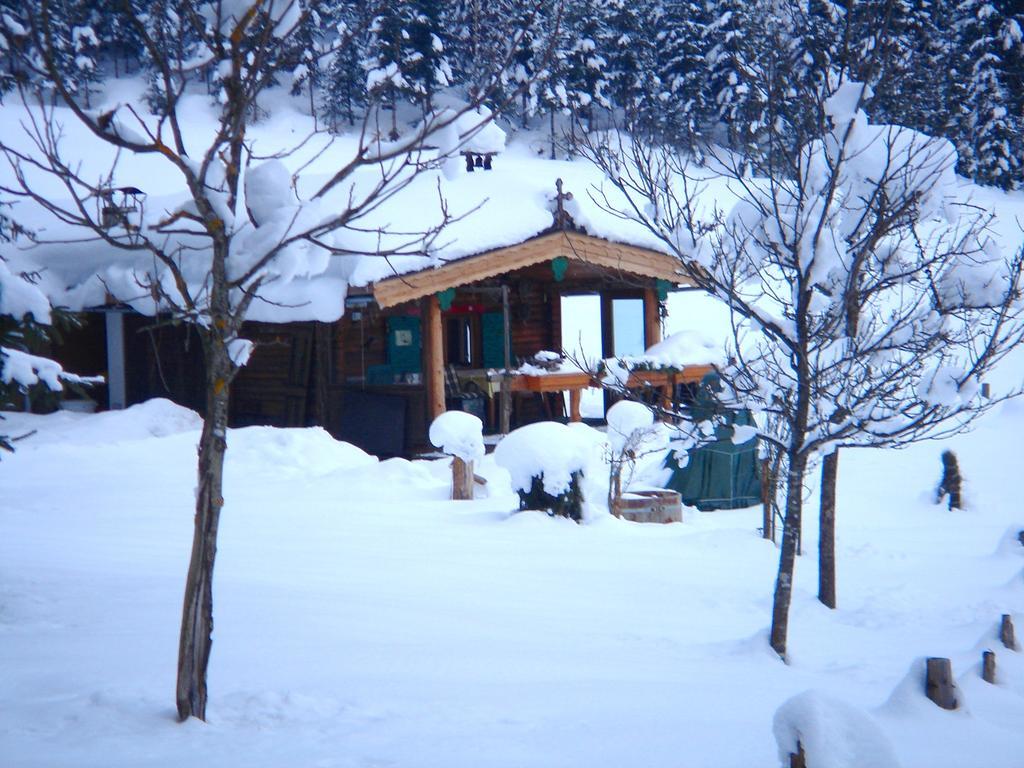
[371,230,695,309]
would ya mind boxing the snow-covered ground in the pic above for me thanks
[2,390,1023,767]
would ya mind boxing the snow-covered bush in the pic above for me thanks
[605,399,660,511]
[493,421,594,522]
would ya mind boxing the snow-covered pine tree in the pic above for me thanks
[787,0,844,137]
[401,0,452,113]
[503,1,549,126]
[559,0,610,131]
[445,0,517,105]
[598,0,660,132]
[704,0,768,158]
[655,0,713,150]
[364,1,452,134]
[955,0,1022,188]
[323,1,371,130]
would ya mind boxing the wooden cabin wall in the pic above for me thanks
[123,315,206,413]
[47,312,205,413]
[509,280,561,361]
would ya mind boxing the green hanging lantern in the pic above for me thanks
[656,279,671,302]
[437,287,456,311]
[551,255,569,282]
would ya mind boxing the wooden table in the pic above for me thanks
[508,364,716,422]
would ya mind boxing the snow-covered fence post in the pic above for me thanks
[1000,614,1017,650]
[429,411,484,501]
[925,657,958,710]
[788,743,806,768]
[982,650,996,684]
[936,451,963,510]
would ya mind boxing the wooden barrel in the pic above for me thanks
[612,490,683,524]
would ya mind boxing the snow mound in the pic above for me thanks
[3,398,202,448]
[773,689,902,768]
[227,426,376,477]
[429,410,484,463]
[493,421,601,496]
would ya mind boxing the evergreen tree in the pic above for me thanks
[598,0,660,130]
[656,0,712,148]
[704,0,767,156]
[445,0,517,104]
[323,1,371,130]
[956,0,1021,188]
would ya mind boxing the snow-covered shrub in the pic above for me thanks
[493,421,594,522]
[605,399,659,511]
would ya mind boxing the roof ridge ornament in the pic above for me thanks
[552,178,580,232]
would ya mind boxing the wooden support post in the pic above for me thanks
[1000,614,1017,650]
[424,295,445,422]
[982,650,996,684]
[643,287,661,349]
[925,657,958,710]
[500,285,512,434]
[789,741,806,768]
[451,457,474,500]
[569,388,582,422]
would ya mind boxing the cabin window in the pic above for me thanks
[445,315,476,366]
[612,298,645,357]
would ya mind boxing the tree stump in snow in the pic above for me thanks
[452,457,474,500]
[925,657,958,709]
[936,450,962,510]
[789,742,806,768]
[982,650,996,684]
[1000,614,1017,651]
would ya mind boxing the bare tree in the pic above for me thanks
[0,0,545,720]
[576,76,1024,658]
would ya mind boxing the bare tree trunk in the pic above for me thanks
[818,449,838,609]
[770,452,807,659]
[175,333,231,722]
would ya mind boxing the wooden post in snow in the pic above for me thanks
[982,650,996,684]
[1000,614,1017,650]
[788,742,806,768]
[925,657,958,710]
[452,456,474,500]
[500,285,512,435]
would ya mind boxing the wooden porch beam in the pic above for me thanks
[423,295,445,422]
[643,287,661,349]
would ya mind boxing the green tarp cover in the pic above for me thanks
[662,376,762,511]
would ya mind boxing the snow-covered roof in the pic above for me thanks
[0,84,695,325]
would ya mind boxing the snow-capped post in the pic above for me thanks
[2,0,549,723]
[429,411,484,501]
[788,742,806,768]
[1000,615,1017,650]
[925,657,958,710]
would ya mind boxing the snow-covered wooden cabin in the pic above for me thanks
[31,121,715,456]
